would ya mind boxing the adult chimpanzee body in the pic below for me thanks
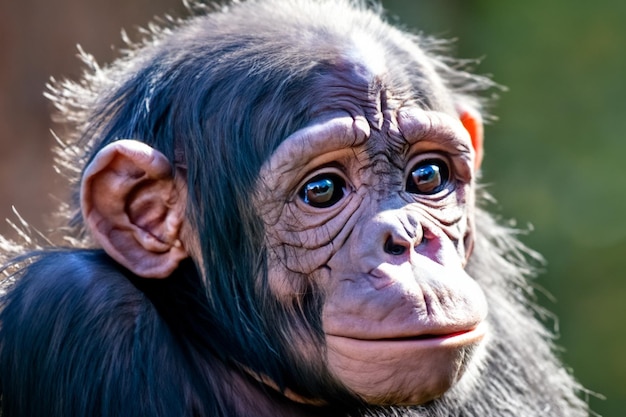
[0,1,588,416]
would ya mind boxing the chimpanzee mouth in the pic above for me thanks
[377,329,474,342]
[330,323,487,345]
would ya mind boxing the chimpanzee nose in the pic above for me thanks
[374,209,423,259]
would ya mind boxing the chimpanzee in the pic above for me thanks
[0,1,589,416]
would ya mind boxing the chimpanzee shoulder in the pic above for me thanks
[0,250,234,417]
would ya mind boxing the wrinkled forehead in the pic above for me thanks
[258,109,471,186]
[256,33,462,172]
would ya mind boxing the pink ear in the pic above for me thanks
[80,140,188,278]
[458,107,484,171]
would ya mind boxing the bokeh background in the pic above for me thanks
[0,0,624,415]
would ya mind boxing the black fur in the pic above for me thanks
[0,1,589,416]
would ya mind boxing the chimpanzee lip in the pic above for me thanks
[327,322,487,344]
[376,329,473,342]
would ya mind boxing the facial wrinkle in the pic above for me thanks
[363,87,411,175]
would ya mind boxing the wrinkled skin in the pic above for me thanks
[257,106,488,405]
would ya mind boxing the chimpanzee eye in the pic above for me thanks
[406,158,450,195]
[299,173,347,208]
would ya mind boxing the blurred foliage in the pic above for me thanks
[382,0,626,415]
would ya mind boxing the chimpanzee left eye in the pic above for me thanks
[299,173,347,208]
[406,159,450,195]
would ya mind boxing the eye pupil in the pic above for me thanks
[407,159,449,195]
[304,179,334,204]
[412,164,441,192]
[299,174,347,208]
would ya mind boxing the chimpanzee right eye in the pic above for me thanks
[299,173,348,208]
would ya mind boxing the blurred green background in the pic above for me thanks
[0,0,623,415]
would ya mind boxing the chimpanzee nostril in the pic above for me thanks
[384,236,407,256]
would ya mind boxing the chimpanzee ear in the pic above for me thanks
[80,139,188,278]
[457,104,484,171]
